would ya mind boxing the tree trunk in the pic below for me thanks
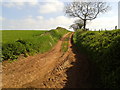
[83,19,86,30]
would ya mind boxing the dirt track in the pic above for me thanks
[2,32,96,88]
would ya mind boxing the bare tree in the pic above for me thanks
[74,19,84,29]
[65,1,110,30]
[69,19,84,31]
[69,24,79,31]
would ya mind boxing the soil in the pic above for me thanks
[2,32,97,88]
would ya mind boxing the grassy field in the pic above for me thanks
[2,27,69,61]
[73,29,120,88]
[2,30,46,44]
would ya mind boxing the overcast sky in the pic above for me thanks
[0,0,119,31]
[118,1,120,29]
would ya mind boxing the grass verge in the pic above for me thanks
[61,33,71,53]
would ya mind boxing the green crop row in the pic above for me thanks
[73,29,120,88]
[2,27,69,61]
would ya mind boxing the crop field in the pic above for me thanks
[2,27,69,61]
[73,29,120,88]
[2,30,46,44]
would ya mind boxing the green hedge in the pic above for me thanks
[73,29,120,88]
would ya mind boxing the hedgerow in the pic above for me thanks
[73,29,120,88]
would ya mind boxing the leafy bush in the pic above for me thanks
[73,29,120,88]
[2,42,26,60]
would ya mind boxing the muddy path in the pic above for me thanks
[2,32,97,88]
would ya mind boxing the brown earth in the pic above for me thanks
[2,32,97,88]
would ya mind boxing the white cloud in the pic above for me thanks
[118,1,120,29]
[0,16,5,21]
[2,16,75,30]
[2,0,64,12]
[2,15,118,31]
[2,0,39,3]
[39,0,64,14]
[87,16,118,30]
[36,16,44,20]
[0,16,5,29]
[3,2,24,9]
[26,0,39,6]
[2,0,39,8]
